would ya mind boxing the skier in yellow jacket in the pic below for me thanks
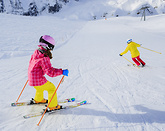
[119,39,146,67]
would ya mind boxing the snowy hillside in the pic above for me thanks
[1,0,165,20]
[0,11,165,131]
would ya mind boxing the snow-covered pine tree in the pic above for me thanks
[0,0,5,13]
[59,0,69,3]
[9,0,23,15]
[24,2,38,16]
[49,1,62,13]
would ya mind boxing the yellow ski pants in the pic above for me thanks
[34,81,58,107]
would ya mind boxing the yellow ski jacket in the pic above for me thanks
[120,42,141,58]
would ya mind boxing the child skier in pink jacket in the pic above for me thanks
[28,35,69,111]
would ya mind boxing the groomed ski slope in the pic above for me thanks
[0,14,165,131]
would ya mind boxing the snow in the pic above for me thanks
[0,11,165,131]
[2,0,165,19]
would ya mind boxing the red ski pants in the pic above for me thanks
[132,55,145,66]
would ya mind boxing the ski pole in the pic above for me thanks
[140,46,162,54]
[16,80,28,102]
[122,56,140,69]
[37,75,65,126]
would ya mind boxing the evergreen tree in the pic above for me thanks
[59,0,69,3]
[29,2,38,16]
[24,2,38,16]
[0,0,5,13]
[49,2,62,13]
[9,0,23,14]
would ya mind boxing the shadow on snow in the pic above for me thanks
[55,105,165,124]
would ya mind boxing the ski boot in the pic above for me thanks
[29,98,48,105]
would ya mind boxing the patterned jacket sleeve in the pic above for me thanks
[41,57,63,77]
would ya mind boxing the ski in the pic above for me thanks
[127,64,136,67]
[127,64,145,68]
[23,100,87,119]
[11,98,75,107]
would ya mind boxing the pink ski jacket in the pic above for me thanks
[28,49,63,86]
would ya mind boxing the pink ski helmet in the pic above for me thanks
[39,35,55,50]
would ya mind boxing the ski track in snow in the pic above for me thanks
[0,13,165,131]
